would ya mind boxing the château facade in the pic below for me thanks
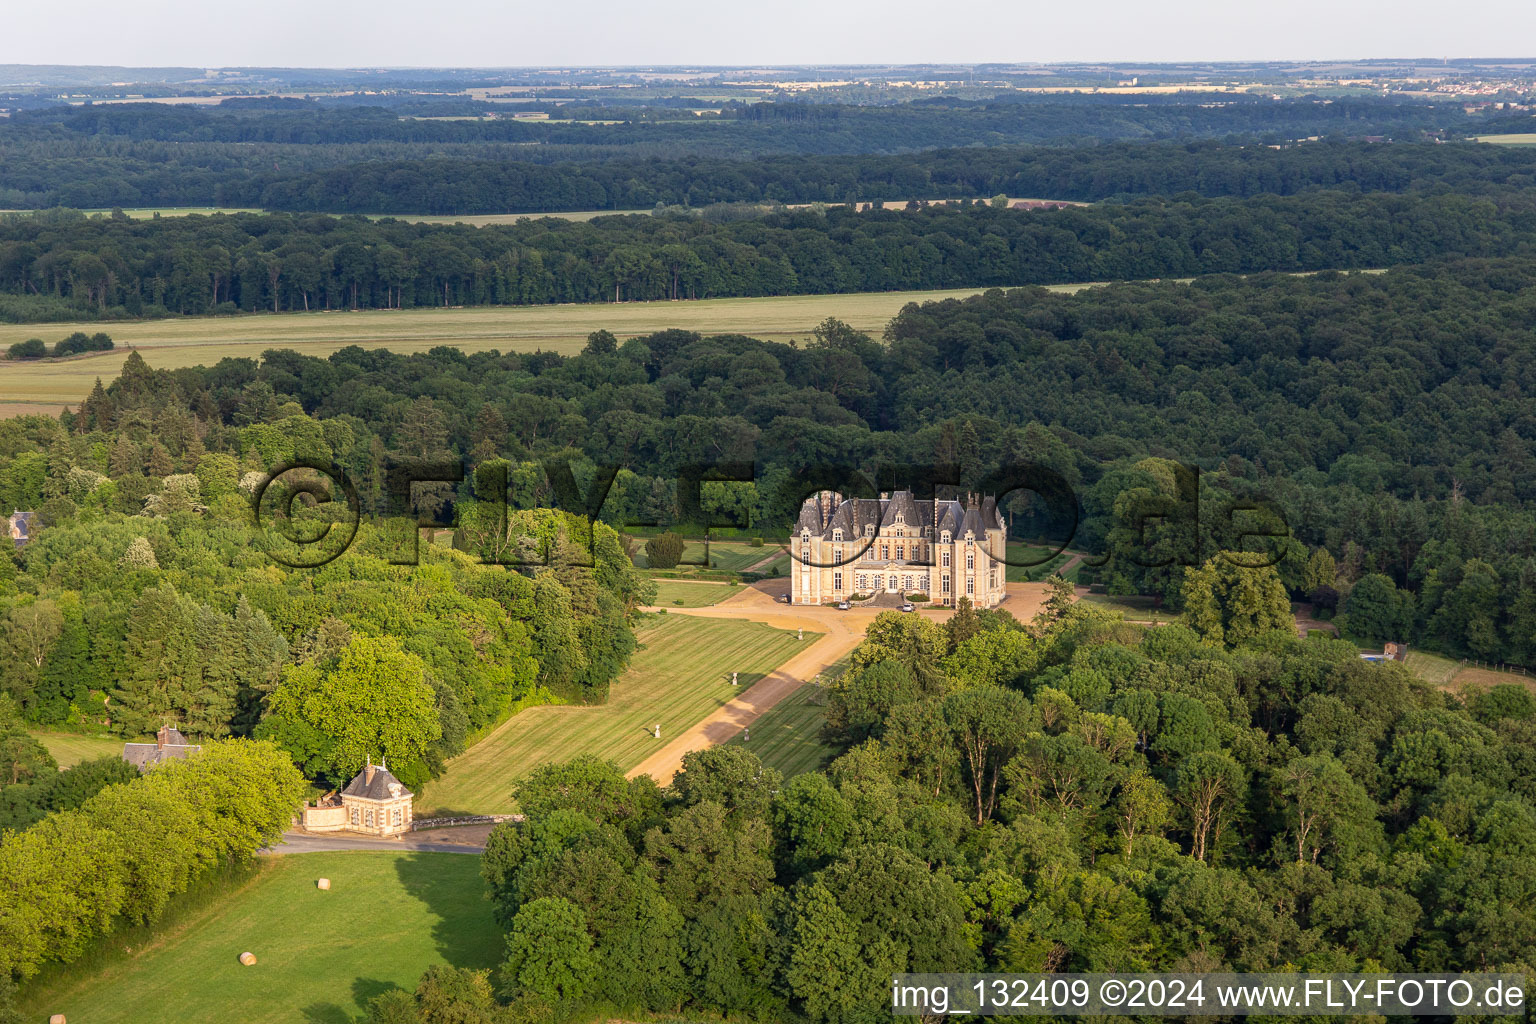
[791,490,1008,607]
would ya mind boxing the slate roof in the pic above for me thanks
[9,509,32,547]
[343,763,413,801]
[122,727,201,771]
[797,490,1004,540]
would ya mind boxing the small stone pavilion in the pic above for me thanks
[301,761,414,836]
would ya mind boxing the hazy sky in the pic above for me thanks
[4,0,1536,68]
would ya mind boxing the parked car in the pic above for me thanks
[900,602,915,613]
[837,601,850,610]
[776,594,791,603]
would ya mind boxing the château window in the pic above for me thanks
[864,523,874,537]
[942,574,951,593]
[895,543,905,560]
[834,548,843,564]
[881,544,889,559]
[942,550,951,568]
[392,808,402,826]
[966,552,975,570]
[832,529,843,542]
[350,807,360,825]
[834,572,843,591]
[967,577,975,595]
[941,531,951,544]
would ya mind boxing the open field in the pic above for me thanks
[17,851,500,1024]
[417,614,810,815]
[653,579,738,607]
[726,680,841,778]
[0,270,1378,410]
[0,286,1007,407]
[375,208,651,224]
[29,730,126,768]
[1404,649,1536,693]
[1473,134,1536,145]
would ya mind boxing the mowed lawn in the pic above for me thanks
[0,286,999,407]
[18,851,501,1024]
[1003,543,1077,583]
[418,615,810,815]
[631,538,786,573]
[727,682,841,779]
[29,730,126,768]
[652,579,737,607]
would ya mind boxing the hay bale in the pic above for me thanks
[49,1015,66,1024]
[238,951,257,966]
[316,877,331,890]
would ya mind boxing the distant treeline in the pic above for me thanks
[0,96,1483,210]
[3,190,1536,321]
[257,140,1536,216]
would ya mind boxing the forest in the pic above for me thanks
[5,257,1536,702]
[0,94,1483,211]
[4,186,1536,322]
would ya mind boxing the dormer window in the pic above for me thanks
[941,531,951,544]
[832,529,843,542]
[864,523,874,537]
[895,512,905,524]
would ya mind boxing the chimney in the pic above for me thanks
[157,725,169,750]
[365,764,376,785]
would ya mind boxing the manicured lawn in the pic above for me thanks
[29,730,126,768]
[1079,593,1172,623]
[728,682,841,779]
[418,615,811,815]
[18,852,501,1024]
[653,579,737,607]
[1004,543,1078,583]
[632,539,783,573]
[701,541,776,573]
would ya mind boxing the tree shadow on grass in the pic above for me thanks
[300,1002,351,1024]
[393,853,504,971]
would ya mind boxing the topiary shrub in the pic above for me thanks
[644,531,685,569]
